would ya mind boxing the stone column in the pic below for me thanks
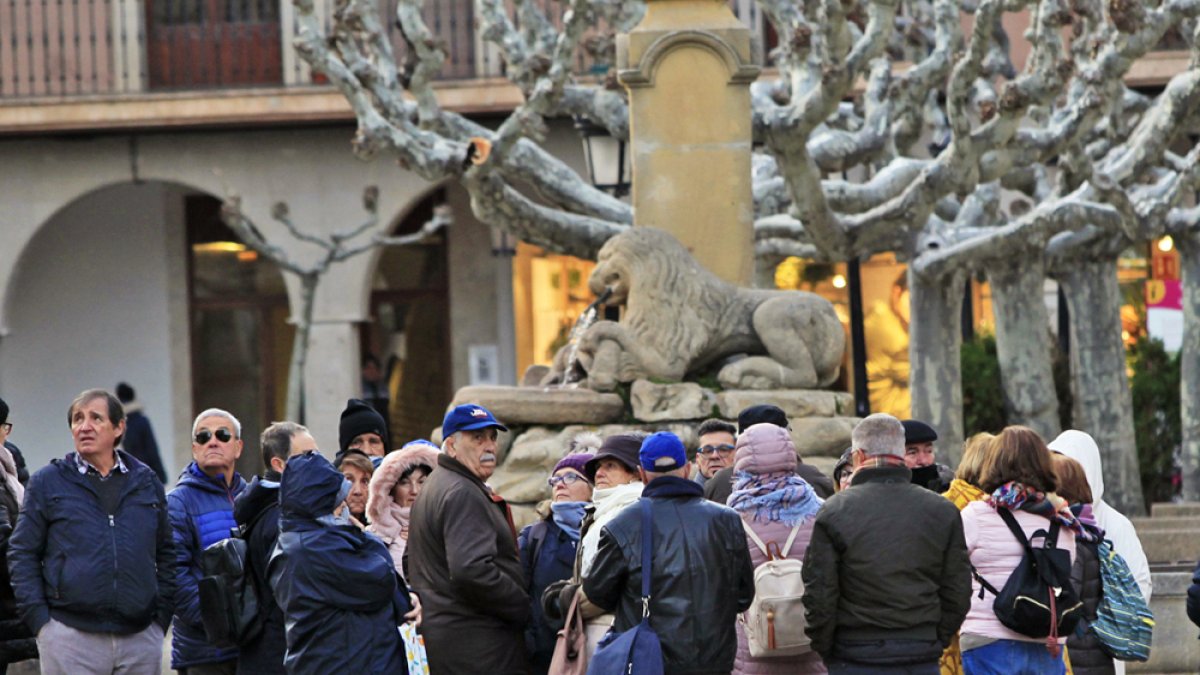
[618,0,760,286]
[304,321,361,455]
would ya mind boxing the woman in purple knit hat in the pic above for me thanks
[518,451,595,674]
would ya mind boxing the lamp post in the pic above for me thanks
[573,117,631,198]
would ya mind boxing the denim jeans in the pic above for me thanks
[962,639,1066,675]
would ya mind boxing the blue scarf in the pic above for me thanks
[728,470,823,527]
[551,501,588,541]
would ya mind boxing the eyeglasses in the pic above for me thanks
[547,473,589,488]
[0,423,10,434]
[194,428,234,445]
[697,444,736,456]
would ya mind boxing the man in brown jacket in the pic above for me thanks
[407,404,530,674]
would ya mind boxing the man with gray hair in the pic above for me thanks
[167,409,248,674]
[801,413,971,674]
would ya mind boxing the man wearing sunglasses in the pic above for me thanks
[10,389,176,675]
[692,419,737,488]
[166,409,248,675]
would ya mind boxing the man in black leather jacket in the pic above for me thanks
[583,432,754,674]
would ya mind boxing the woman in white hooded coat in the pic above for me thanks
[1048,430,1152,675]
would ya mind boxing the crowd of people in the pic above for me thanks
[0,388,1169,675]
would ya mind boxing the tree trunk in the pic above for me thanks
[1058,258,1145,515]
[286,274,319,423]
[988,258,1061,439]
[909,269,966,468]
[1179,236,1200,501]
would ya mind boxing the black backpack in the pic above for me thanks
[198,509,269,649]
[972,507,1083,653]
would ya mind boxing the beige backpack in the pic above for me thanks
[741,520,812,657]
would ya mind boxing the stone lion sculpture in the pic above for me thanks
[543,227,845,391]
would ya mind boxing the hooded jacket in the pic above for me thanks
[365,444,439,573]
[267,453,408,675]
[167,462,247,668]
[232,474,285,675]
[406,453,530,674]
[584,476,755,675]
[1048,430,1152,602]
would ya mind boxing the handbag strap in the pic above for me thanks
[640,498,653,620]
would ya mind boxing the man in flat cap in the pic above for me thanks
[901,419,954,493]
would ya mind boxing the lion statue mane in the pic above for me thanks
[543,227,845,391]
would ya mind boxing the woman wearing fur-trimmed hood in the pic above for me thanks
[366,440,440,572]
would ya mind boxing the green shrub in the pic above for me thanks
[1130,337,1180,509]
[961,333,1006,437]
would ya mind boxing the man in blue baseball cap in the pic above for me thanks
[583,432,755,673]
[406,404,529,674]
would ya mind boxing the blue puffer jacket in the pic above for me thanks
[268,453,409,675]
[167,462,247,669]
[8,451,175,636]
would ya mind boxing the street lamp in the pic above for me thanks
[573,117,631,198]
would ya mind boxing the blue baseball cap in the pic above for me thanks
[442,404,508,437]
[639,431,687,472]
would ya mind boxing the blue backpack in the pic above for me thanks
[1091,540,1154,662]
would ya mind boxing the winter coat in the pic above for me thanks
[519,517,578,673]
[705,463,835,503]
[0,477,34,667]
[406,453,530,675]
[267,452,409,675]
[1068,536,1114,675]
[167,462,247,668]
[579,480,643,577]
[1188,558,1200,629]
[233,474,286,675]
[960,500,1076,643]
[1049,430,1152,602]
[121,408,167,484]
[802,464,971,660]
[1,443,27,488]
[365,444,438,573]
[938,478,988,675]
[733,516,825,674]
[8,450,176,636]
[584,476,755,675]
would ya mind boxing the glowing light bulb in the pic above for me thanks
[832,274,847,289]
[1158,236,1174,253]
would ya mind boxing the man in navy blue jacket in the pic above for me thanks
[168,409,248,674]
[8,388,175,675]
[268,452,411,675]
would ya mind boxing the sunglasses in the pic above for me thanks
[194,428,234,445]
[697,444,736,456]
[547,473,590,488]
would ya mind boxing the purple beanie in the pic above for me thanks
[553,453,594,480]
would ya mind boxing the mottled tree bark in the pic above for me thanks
[909,268,966,468]
[988,259,1060,440]
[1179,235,1200,501]
[1057,258,1145,515]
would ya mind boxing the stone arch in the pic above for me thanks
[619,30,760,88]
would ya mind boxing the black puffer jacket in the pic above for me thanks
[801,464,971,659]
[1068,532,1114,674]
[232,474,285,675]
[583,476,754,674]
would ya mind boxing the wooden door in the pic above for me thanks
[146,0,282,89]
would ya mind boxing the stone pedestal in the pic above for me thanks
[618,0,760,286]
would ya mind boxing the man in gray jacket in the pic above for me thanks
[802,414,971,674]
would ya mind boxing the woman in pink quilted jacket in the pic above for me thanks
[960,426,1085,675]
[365,439,440,573]
[728,422,827,675]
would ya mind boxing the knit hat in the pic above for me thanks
[902,419,938,444]
[833,448,854,484]
[733,423,798,474]
[737,404,789,433]
[0,397,7,426]
[553,453,594,479]
[584,433,643,480]
[639,432,687,472]
[339,399,389,457]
